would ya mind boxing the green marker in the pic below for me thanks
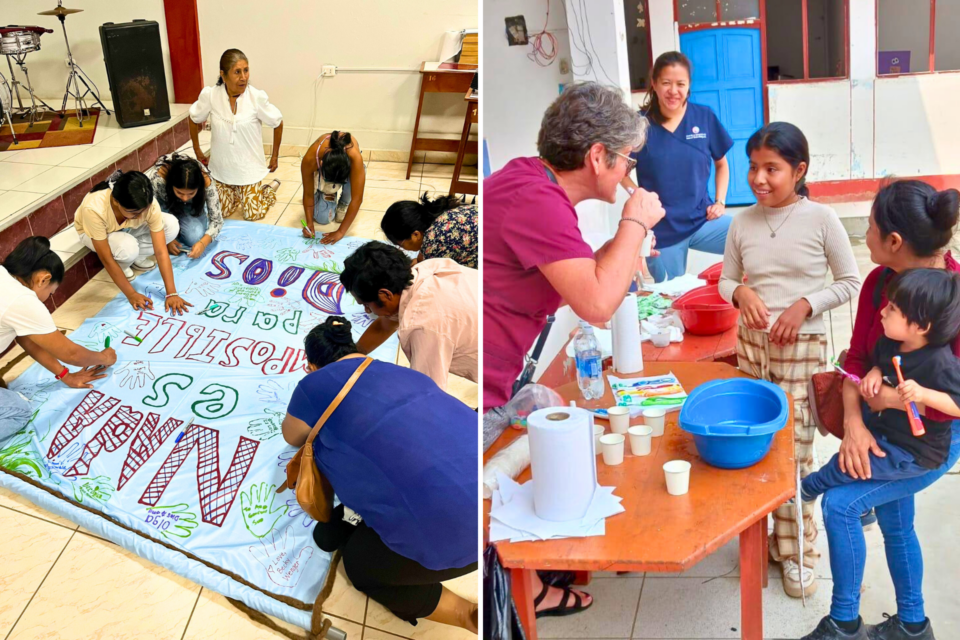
[104,336,110,349]
[123,329,143,344]
[300,219,315,237]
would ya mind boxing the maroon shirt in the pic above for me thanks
[845,252,960,422]
[483,157,594,411]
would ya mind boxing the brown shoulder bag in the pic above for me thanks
[277,356,373,522]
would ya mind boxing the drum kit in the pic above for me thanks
[0,1,111,143]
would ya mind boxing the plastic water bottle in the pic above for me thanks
[574,321,604,400]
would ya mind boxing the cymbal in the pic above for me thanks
[37,7,83,16]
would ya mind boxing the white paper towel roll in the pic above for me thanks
[527,407,597,521]
[612,294,644,374]
[483,436,531,499]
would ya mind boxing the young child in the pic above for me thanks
[718,122,861,599]
[801,268,960,503]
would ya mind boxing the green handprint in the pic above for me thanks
[144,504,199,541]
[240,481,288,539]
[0,434,45,479]
[247,409,284,441]
[72,475,114,504]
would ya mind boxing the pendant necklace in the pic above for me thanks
[764,196,803,238]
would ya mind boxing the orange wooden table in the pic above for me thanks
[537,324,738,389]
[484,362,795,640]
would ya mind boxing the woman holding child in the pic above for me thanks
[795,181,960,640]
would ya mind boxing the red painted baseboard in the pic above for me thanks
[809,174,960,204]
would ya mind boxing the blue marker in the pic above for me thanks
[174,417,195,444]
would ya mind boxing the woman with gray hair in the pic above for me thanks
[188,49,284,222]
[482,82,665,617]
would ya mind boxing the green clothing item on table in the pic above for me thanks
[637,294,672,320]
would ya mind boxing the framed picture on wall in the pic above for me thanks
[879,51,910,75]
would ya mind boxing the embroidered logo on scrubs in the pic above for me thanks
[686,125,707,140]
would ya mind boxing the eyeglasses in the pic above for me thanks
[610,150,637,173]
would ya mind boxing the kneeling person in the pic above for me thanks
[339,242,477,391]
[75,171,191,314]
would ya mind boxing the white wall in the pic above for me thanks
[483,0,572,170]
[196,0,477,152]
[768,81,851,181]
[1,1,174,104]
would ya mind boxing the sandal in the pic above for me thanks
[534,582,592,618]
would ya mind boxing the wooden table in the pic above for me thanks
[484,362,795,640]
[537,324,738,389]
[405,62,478,180]
[449,86,478,196]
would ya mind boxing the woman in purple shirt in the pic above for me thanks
[483,82,666,618]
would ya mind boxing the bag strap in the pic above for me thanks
[306,357,373,446]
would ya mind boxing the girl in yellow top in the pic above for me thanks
[74,171,192,315]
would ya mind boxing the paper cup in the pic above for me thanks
[600,434,625,466]
[640,230,654,257]
[651,329,671,348]
[643,408,667,437]
[663,460,692,495]
[628,425,653,456]
[607,406,631,434]
[593,425,604,455]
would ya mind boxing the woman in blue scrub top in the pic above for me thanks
[622,51,733,282]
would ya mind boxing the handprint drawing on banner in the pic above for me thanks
[299,312,329,335]
[45,441,82,479]
[240,482,288,538]
[182,279,222,298]
[256,379,294,406]
[349,312,375,330]
[226,282,266,307]
[116,361,155,390]
[285,498,316,528]
[144,504,199,540]
[266,297,302,317]
[247,409,284,441]
[72,475,114,504]
[249,528,314,587]
[78,322,122,350]
[273,247,300,264]
[143,283,166,303]
[276,450,295,469]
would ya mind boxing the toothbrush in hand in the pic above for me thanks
[831,358,861,385]
[891,356,926,437]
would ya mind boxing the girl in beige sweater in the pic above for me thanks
[718,122,861,601]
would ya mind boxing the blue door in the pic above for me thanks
[680,28,763,206]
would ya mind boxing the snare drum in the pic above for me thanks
[0,29,43,56]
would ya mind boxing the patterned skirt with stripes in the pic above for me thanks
[213,178,278,222]
[736,325,827,569]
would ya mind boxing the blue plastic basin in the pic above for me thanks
[679,378,788,469]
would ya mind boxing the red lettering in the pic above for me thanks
[65,406,143,477]
[47,391,120,459]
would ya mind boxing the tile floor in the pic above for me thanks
[0,157,478,640]
[0,101,192,229]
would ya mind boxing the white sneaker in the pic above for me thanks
[782,557,817,598]
[133,256,157,271]
[335,204,348,223]
[122,267,137,281]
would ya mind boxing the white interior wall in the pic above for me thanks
[648,0,678,60]
[195,0,477,152]
[1,1,175,105]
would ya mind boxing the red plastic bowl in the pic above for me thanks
[673,286,740,335]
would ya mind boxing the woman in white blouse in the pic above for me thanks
[188,49,284,222]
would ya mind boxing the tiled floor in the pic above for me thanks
[0,158,478,639]
[0,101,191,229]
[534,236,960,639]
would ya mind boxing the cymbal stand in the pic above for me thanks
[57,11,110,125]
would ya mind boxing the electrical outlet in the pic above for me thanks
[321,65,337,77]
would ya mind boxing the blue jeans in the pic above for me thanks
[0,387,32,446]
[802,437,932,502]
[647,214,732,283]
[176,209,209,247]
[822,423,960,623]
